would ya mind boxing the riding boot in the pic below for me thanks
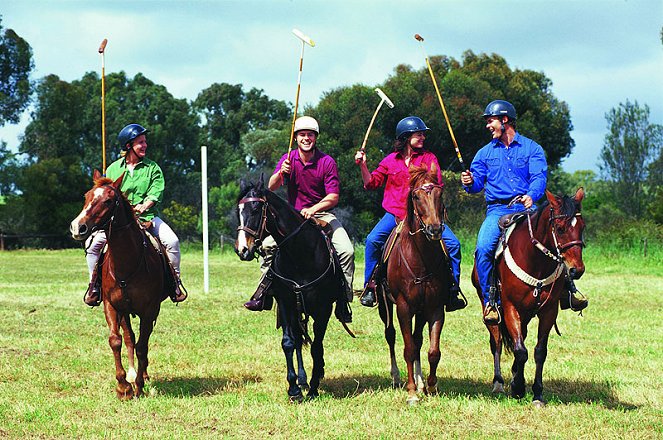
[359,280,377,307]
[482,285,501,324]
[171,273,188,303]
[84,266,102,307]
[560,278,588,312]
[244,272,274,311]
[335,295,352,323]
[446,284,467,312]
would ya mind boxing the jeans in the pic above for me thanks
[364,212,461,287]
[475,203,524,304]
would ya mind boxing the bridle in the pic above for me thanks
[409,182,444,237]
[525,207,585,264]
[236,195,269,246]
[89,184,134,237]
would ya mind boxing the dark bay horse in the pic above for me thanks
[376,164,452,405]
[473,188,586,406]
[234,178,350,401]
[70,170,174,399]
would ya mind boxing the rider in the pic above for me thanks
[83,123,187,306]
[461,100,588,324]
[354,116,466,312]
[242,116,354,323]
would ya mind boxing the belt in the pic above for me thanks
[487,198,515,205]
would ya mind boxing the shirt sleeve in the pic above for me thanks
[145,162,165,204]
[323,156,341,196]
[365,156,390,190]
[464,149,486,194]
[526,143,548,202]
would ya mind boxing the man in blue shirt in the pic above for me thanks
[461,100,587,323]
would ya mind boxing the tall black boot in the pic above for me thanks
[84,265,102,307]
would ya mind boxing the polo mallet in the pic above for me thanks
[414,33,467,170]
[286,28,315,157]
[98,38,108,174]
[356,88,395,164]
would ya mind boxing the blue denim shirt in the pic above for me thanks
[463,132,548,203]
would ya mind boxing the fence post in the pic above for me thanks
[642,237,647,258]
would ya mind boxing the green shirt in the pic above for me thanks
[106,156,165,221]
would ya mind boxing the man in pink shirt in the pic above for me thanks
[243,116,354,323]
[355,116,465,311]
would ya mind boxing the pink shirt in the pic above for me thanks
[275,149,340,211]
[364,149,443,220]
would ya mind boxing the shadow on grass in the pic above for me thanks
[150,375,259,397]
[319,374,638,410]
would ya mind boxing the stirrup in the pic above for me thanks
[483,303,501,324]
[360,281,377,307]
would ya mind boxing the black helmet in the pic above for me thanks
[395,116,430,139]
[118,124,148,150]
[483,100,517,121]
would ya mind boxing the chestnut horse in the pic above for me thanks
[70,170,174,399]
[473,188,585,406]
[376,164,452,405]
[234,178,350,401]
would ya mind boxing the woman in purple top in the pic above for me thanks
[354,116,465,311]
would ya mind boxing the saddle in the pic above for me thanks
[140,222,180,298]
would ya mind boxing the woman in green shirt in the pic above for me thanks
[84,123,186,306]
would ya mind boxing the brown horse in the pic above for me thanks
[376,164,452,405]
[70,170,174,399]
[473,188,585,406]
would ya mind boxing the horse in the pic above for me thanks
[234,178,351,401]
[473,188,586,406]
[375,163,452,405]
[70,170,175,400]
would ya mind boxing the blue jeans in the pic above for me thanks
[364,212,461,287]
[475,203,524,304]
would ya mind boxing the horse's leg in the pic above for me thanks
[295,346,309,391]
[532,307,558,407]
[503,303,528,399]
[413,314,426,394]
[120,316,137,384]
[103,303,133,400]
[134,315,156,398]
[378,297,400,388]
[308,303,331,398]
[395,301,418,405]
[426,312,444,395]
[488,324,505,393]
[279,302,302,402]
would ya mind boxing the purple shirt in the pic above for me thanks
[275,149,340,211]
[364,149,443,220]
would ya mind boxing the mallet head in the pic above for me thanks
[292,28,315,47]
[375,88,395,109]
[98,38,108,54]
[414,34,424,42]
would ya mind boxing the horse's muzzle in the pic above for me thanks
[569,267,585,280]
[235,245,255,262]
[424,224,443,241]
[69,221,89,241]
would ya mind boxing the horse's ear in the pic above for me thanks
[545,189,561,208]
[239,178,249,194]
[113,172,125,189]
[257,173,265,191]
[574,187,585,204]
[93,169,102,181]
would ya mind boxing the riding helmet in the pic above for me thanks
[293,116,319,134]
[118,124,148,150]
[482,100,517,121]
[395,116,430,140]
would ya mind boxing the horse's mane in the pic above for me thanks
[408,164,438,189]
[94,176,114,187]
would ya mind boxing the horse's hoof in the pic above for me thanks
[289,393,304,404]
[492,382,505,394]
[532,399,547,408]
[406,395,419,406]
[116,387,134,401]
[307,389,319,399]
[426,385,438,395]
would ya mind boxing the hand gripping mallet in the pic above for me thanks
[98,38,108,174]
[286,29,315,157]
[414,34,467,170]
[356,88,395,164]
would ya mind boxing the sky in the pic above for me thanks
[1,0,661,173]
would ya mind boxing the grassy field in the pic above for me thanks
[0,244,661,439]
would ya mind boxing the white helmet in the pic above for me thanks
[293,116,319,134]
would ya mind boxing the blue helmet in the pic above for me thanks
[118,124,148,150]
[482,100,517,121]
[395,116,430,139]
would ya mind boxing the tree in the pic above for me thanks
[0,16,34,126]
[599,100,663,216]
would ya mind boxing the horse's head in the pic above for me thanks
[235,178,268,261]
[70,170,126,241]
[545,188,586,279]
[407,163,445,241]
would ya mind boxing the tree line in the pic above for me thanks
[0,17,661,249]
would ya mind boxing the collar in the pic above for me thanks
[491,132,522,149]
[294,148,320,165]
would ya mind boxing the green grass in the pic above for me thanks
[0,246,661,439]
